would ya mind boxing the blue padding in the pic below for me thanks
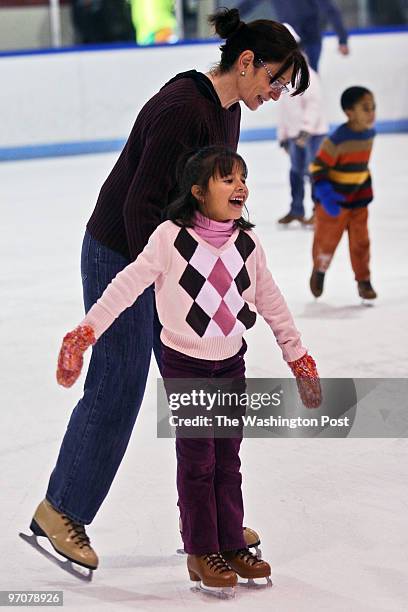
[0,38,219,58]
[1,120,407,162]
[0,26,407,58]
[0,139,126,161]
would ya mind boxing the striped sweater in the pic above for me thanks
[310,123,375,208]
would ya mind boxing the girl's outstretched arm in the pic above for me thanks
[56,223,171,388]
[254,239,306,363]
[253,238,321,407]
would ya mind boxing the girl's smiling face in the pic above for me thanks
[192,162,249,222]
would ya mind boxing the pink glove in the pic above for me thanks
[56,325,96,388]
[288,353,322,408]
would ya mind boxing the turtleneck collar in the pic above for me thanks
[193,211,235,248]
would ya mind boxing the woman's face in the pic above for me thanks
[239,57,293,110]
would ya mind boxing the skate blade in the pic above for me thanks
[176,547,186,555]
[238,576,273,589]
[191,582,235,599]
[360,299,375,307]
[19,532,93,582]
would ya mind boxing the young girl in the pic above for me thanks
[56,146,320,595]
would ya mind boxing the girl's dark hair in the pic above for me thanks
[208,7,309,97]
[166,146,255,231]
[341,86,373,110]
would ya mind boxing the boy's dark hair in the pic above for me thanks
[166,146,255,231]
[341,86,372,111]
[208,8,309,97]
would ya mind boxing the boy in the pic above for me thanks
[309,86,377,300]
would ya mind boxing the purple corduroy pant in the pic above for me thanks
[161,342,248,555]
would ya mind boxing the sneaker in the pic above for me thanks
[358,280,377,300]
[31,499,98,569]
[310,270,325,297]
[187,553,237,588]
[278,213,305,224]
[223,547,271,580]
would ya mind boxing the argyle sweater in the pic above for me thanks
[310,123,375,209]
[81,221,306,362]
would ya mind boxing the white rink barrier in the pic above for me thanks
[1,30,407,160]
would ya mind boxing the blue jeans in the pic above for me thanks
[46,230,162,524]
[288,134,325,217]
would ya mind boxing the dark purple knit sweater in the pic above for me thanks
[87,71,241,261]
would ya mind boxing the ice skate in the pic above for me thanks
[178,520,262,558]
[310,270,325,297]
[243,526,262,558]
[19,531,93,582]
[187,553,237,599]
[278,212,305,225]
[22,499,98,575]
[358,280,377,302]
[302,213,315,227]
[223,547,272,588]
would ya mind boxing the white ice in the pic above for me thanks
[1,135,408,611]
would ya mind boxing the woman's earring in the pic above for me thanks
[240,71,246,77]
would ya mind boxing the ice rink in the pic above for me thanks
[1,134,408,611]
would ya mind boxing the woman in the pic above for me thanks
[31,8,309,571]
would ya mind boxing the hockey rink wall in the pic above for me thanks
[1,29,407,161]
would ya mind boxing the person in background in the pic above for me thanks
[276,24,328,225]
[309,86,377,300]
[368,0,407,26]
[130,0,177,45]
[72,0,135,44]
[30,7,309,572]
[236,0,349,71]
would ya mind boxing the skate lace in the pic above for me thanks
[236,547,263,566]
[203,553,232,574]
[62,516,91,549]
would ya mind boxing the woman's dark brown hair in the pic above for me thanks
[208,7,309,96]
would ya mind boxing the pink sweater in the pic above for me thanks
[81,218,306,362]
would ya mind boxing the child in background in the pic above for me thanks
[309,87,377,300]
[56,146,321,595]
[277,24,328,225]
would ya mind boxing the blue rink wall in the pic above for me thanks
[1,29,407,162]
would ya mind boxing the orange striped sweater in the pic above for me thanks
[309,123,375,208]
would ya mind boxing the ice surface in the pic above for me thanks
[1,135,407,610]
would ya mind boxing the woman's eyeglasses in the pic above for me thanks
[258,59,290,94]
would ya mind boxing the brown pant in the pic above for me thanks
[312,204,370,281]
